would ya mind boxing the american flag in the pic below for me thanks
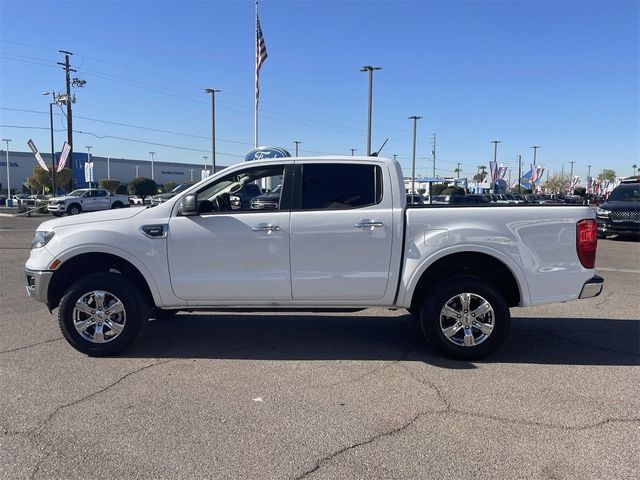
[256,15,268,103]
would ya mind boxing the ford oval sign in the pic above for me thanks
[245,146,291,161]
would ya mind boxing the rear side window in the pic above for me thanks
[300,164,382,210]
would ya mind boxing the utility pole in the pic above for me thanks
[293,141,301,157]
[408,116,422,204]
[203,156,208,176]
[204,88,220,174]
[587,164,592,193]
[149,152,156,180]
[456,162,461,178]
[57,51,75,170]
[360,66,382,155]
[2,139,10,199]
[508,169,511,190]
[517,154,522,194]
[490,140,502,193]
[431,133,437,178]
[349,149,356,156]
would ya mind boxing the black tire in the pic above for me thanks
[419,275,510,360]
[67,203,82,215]
[58,272,147,356]
[112,202,123,209]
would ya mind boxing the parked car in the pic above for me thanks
[251,184,282,210]
[230,183,262,209]
[47,189,130,216]
[596,179,640,238]
[26,156,602,360]
[149,182,196,206]
[449,194,490,204]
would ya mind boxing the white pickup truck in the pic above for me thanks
[47,188,130,216]
[26,157,603,359]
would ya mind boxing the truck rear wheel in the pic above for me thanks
[58,272,147,356]
[419,276,510,360]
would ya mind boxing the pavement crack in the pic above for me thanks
[292,409,430,480]
[0,337,63,354]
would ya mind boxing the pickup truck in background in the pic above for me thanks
[26,156,602,359]
[47,189,130,216]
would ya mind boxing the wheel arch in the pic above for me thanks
[407,248,528,314]
[47,249,160,310]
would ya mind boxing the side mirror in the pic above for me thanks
[179,194,198,216]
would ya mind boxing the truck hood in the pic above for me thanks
[37,207,145,231]
[48,196,76,202]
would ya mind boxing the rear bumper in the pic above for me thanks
[578,275,604,299]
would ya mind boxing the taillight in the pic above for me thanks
[576,219,597,269]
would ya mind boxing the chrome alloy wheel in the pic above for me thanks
[72,290,126,343]
[439,292,495,347]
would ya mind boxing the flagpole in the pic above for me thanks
[254,0,259,148]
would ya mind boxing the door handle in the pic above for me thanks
[252,224,281,233]
[355,221,384,229]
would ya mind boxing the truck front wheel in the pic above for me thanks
[58,273,147,356]
[420,276,510,360]
[67,203,81,215]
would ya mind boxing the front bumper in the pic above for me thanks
[25,269,53,304]
[47,203,66,213]
[597,218,640,236]
[578,275,604,299]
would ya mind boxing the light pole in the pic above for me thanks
[360,66,382,155]
[531,145,540,165]
[148,151,155,180]
[587,164,592,193]
[408,116,422,204]
[203,156,208,177]
[135,165,140,177]
[2,139,10,199]
[490,140,501,193]
[190,169,194,181]
[86,146,92,188]
[204,88,220,174]
[43,91,57,193]
[293,141,301,157]
[517,154,522,194]
[349,149,356,156]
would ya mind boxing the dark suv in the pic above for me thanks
[596,179,640,238]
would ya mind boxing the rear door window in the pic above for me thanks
[298,164,382,210]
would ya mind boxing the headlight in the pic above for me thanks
[32,231,55,249]
[596,207,610,216]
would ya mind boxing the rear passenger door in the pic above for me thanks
[289,162,394,301]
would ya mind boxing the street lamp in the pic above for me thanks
[360,66,382,155]
[86,146,92,188]
[149,151,155,180]
[408,116,422,204]
[43,91,57,194]
[2,139,10,199]
[204,88,221,174]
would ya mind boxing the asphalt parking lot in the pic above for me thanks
[1,215,638,480]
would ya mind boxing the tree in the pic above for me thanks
[574,187,586,197]
[27,166,72,194]
[473,172,487,183]
[441,186,465,196]
[116,184,128,194]
[597,169,616,182]
[128,177,157,199]
[162,181,177,193]
[543,171,570,194]
[98,179,120,194]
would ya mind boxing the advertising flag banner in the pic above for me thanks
[535,166,545,184]
[571,175,580,188]
[57,142,71,172]
[497,164,508,181]
[26,139,49,171]
[84,162,94,183]
[530,164,539,184]
[489,161,497,183]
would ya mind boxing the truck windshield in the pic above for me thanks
[67,190,86,197]
[608,184,639,202]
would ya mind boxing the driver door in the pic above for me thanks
[167,163,292,303]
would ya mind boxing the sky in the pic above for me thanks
[1,0,638,182]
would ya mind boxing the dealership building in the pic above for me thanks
[0,150,229,194]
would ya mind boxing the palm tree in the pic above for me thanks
[633,164,638,176]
